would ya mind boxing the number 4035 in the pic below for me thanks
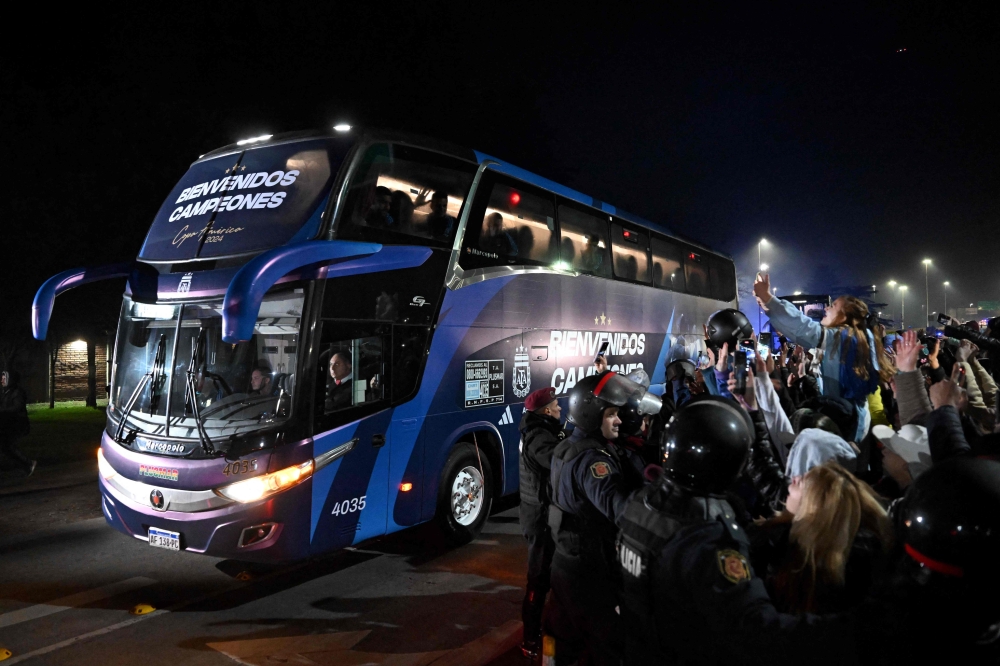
[332,495,366,515]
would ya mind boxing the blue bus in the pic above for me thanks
[32,128,738,561]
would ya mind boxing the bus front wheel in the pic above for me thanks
[436,442,493,545]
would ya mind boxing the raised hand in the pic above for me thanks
[753,272,773,305]
[955,339,974,363]
[896,330,921,373]
[727,368,758,411]
[929,364,964,410]
[927,338,941,370]
[716,342,730,373]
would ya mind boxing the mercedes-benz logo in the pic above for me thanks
[150,489,165,510]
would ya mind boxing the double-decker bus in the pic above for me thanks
[33,128,738,562]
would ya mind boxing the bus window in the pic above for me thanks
[320,335,385,414]
[611,223,649,283]
[709,255,737,301]
[651,236,685,292]
[337,143,476,247]
[460,173,557,269]
[392,326,431,403]
[558,203,611,278]
[683,249,711,297]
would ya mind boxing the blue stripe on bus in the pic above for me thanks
[649,307,677,386]
[385,275,515,532]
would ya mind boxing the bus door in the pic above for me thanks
[309,323,392,551]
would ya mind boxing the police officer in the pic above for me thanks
[617,395,856,665]
[547,370,648,665]
[617,369,663,466]
[868,457,1000,661]
[517,386,565,658]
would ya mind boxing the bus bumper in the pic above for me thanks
[98,474,313,563]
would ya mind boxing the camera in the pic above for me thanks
[942,315,1000,354]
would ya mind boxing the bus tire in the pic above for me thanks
[435,441,493,546]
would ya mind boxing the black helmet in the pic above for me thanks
[617,387,663,438]
[568,370,644,434]
[661,395,753,494]
[664,359,696,383]
[895,458,1000,639]
[706,309,754,350]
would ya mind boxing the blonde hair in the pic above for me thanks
[768,462,892,613]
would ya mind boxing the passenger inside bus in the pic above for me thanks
[479,212,519,257]
[326,352,353,411]
[365,186,395,228]
[426,191,456,240]
[390,190,415,231]
[248,364,272,396]
[579,234,605,274]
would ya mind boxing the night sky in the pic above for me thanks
[3,3,998,345]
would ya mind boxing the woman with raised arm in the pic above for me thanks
[754,273,887,441]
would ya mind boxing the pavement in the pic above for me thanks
[0,483,532,666]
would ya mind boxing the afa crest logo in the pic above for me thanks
[513,346,531,399]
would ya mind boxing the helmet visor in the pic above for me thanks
[593,371,645,407]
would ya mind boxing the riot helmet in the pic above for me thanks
[661,395,753,494]
[625,368,651,388]
[706,309,754,350]
[568,370,644,435]
[664,359,696,384]
[617,385,663,437]
[895,458,1000,640]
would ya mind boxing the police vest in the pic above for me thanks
[548,432,628,572]
[617,478,744,664]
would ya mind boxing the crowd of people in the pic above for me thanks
[516,272,1000,665]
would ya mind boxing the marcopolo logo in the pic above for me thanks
[139,464,179,483]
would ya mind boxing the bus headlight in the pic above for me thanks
[214,460,314,503]
[97,447,117,480]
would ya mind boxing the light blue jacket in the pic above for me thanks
[764,297,877,441]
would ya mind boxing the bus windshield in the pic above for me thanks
[110,289,304,440]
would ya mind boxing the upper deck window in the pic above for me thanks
[460,172,558,269]
[337,143,476,248]
[611,223,650,283]
[683,249,711,297]
[651,236,686,292]
[558,203,612,278]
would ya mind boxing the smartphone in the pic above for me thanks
[594,341,609,364]
[759,332,773,349]
[738,339,755,350]
[733,350,748,395]
[937,312,950,325]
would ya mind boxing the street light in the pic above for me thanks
[887,280,897,323]
[923,259,932,326]
[943,281,950,318]
[899,285,909,329]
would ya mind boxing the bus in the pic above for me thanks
[32,128,738,562]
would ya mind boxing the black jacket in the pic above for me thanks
[0,372,29,438]
[743,409,786,517]
[518,410,564,505]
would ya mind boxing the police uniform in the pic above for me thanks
[547,426,645,665]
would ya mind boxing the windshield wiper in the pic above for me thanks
[183,328,215,455]
[114,334,167,444]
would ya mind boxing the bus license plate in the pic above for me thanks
[148,527,180,551]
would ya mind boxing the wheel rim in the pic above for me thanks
[450,465,485,526]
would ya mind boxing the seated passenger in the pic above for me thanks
[390,190,415,230]
[426,191,456,240]
[479,212,518,257]
[579,234,605,274]
[365,186,395,228]
[325,352,353,411]
[248,364,273,396]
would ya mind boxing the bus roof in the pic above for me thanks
[196,128,729,260]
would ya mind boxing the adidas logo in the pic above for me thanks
[498,405,516,426]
